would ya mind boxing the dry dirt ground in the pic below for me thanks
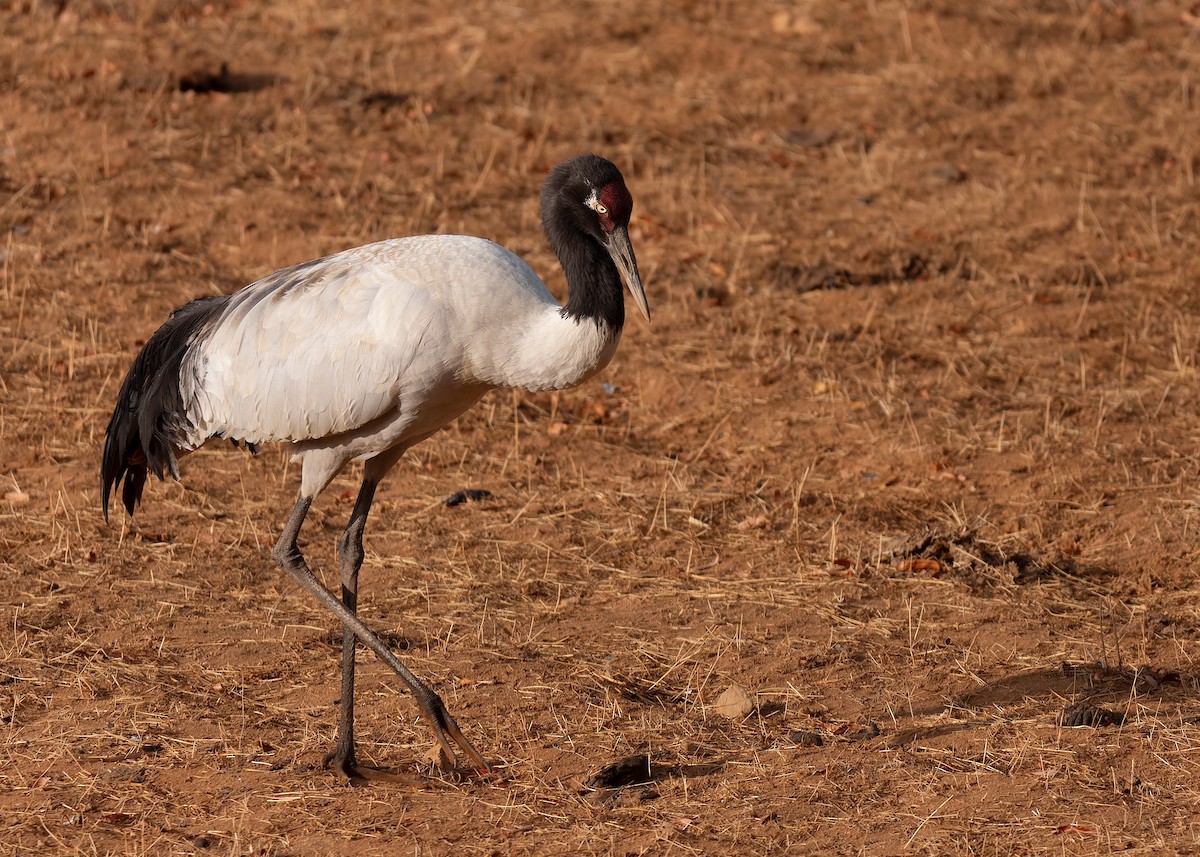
[4,0,1200,854]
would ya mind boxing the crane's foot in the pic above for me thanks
[416,693,492,777]
[322,723,489,783]
[323,749,429,786]
[323,746,360,782]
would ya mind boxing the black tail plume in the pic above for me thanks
[101,295,229,521]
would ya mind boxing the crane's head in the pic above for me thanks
[542,154,651,324]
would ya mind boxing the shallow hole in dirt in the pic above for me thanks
[177,64,281,94]
[583,754,725,793]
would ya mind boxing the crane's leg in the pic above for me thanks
[322,477,377,778]
[271,493,490,777]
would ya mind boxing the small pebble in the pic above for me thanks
[847,722,881,741]
[713,684,755,719]
[788,730,824,747]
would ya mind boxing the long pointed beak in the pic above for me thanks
[605,225,651,324]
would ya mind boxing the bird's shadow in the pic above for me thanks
[898,661,1198,740]
[951,662,1194,711]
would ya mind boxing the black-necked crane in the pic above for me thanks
[100,154,649,779]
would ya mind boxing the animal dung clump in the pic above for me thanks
[1060,704,1125,728]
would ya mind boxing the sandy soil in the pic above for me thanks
[3,0,1200,853]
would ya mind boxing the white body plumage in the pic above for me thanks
[178,235,620,496]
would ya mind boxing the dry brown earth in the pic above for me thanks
[4,1,1200,853]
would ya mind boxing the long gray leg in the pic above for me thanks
[271,494,490,775]
[323,477,377,777]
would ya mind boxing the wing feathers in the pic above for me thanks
[181,242,446,446]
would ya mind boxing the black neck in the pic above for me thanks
[540,214,621,331]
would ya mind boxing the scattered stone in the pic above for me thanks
[788,730,824,747]
[713,684,755,719]
[735,514,770,532]
[847,722,881,741]
[931,162,968,183]
[784,126,839,148]
[771,11,822,36]
[1133,666,1159,691]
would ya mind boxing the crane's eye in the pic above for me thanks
[595,203,608,215]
